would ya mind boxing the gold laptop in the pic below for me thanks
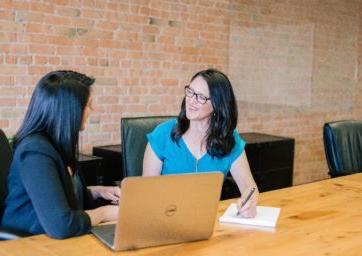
[91,172,223,251]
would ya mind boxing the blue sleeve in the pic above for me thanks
[228,130,246,165]
[18,149,91,239]
[146,119,176,161]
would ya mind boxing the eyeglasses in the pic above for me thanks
[184,86,210,104]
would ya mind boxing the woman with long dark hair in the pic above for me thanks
[143,69,258,217]
[0,71,119,238]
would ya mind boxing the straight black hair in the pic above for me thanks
[171,68,238,157]
[14,70,95,171]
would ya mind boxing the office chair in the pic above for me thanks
[323,120,362,178]
[121,116,175,177]
[0,129,29,240]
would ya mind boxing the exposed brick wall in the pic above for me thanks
[227,0,361,185]
[0,0,361,185]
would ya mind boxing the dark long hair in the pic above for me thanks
[14,70,95,171]
[171,69,238,157]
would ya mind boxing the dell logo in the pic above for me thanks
[165,204,177,216]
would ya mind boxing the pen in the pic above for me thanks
[237,187,256,216]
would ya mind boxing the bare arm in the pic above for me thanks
[230,151,259,218]
[142,143,163,176]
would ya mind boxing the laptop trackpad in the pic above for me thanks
[91,224,116,248]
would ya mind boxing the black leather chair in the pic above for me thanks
[121,116,175,177]
[0,129,29,240]
[323,120,362,178]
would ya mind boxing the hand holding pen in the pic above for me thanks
[236,187,257,218]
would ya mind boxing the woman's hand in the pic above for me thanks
[236,188,259,218]
[86,205,119,225]
[230,152,259,218]
[88,186,121,204]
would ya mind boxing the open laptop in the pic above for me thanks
[91,172,223,251]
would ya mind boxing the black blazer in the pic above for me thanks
[0,133,92,239]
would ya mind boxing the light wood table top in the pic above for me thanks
[0,173,361,256]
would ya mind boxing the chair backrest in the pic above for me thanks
[323,120,362,177]
[121,116,175,177]
[0,129,12,216]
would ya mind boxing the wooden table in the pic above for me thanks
[0,174,361,256]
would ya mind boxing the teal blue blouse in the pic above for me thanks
[146,119,246,176]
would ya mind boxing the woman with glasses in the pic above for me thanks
[143,69,258,218]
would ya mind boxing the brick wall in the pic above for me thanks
[0,0,361,185]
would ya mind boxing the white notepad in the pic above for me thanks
[219,203,281,228]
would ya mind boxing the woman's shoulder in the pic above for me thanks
[224,129,245,160]
[147,118,177,145]
[153,118,177,133]
[15,133,58,157]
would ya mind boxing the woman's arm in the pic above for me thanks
[229,151,259,218]
[19,149,119,238]
[19,150,92,239]
[142,143,163,176]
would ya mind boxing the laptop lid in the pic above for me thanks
[94,172,223,251]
